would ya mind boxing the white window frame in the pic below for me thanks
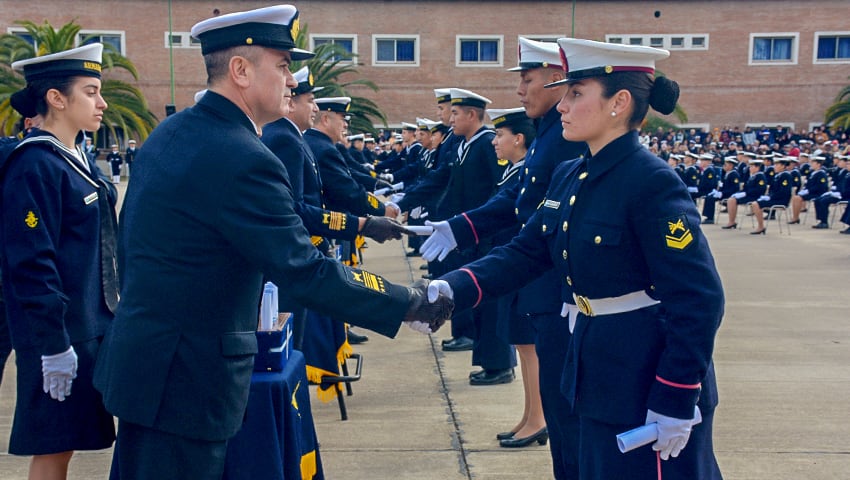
[456,35,504,67]
[518,35,561,44]
[745,122,795,130]
[813,31,850,65]
[163,32,200,49]
[77,29,126,55]
[310,34,358,64]
[748,32,798,66]
[372,34,419,67]
[605,34,709,51]
[7,27,38,49]
[676,123,711,132]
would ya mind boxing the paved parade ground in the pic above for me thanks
[1,192,849,479]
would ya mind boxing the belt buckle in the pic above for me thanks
[574,294,594,317]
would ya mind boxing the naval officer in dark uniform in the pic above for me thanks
[419,37,584,479]
[701,156,741,223]
[2,43,118,479]
[92,6,451,479]
[429,38,723,480]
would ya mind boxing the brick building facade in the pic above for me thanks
[2,0,848,135]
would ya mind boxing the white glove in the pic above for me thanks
[363,163,375,171]
[405,320,432,334]
[717,181,723,188]
[798,189,809,196]
[831,191,842,199]
[42,346,78,402]
[757,195,770,202]
[389,193,405,203]
[379,173,394,182]
[646,407,698,460]
[712,190,722,199]
[732,192,746,199]
[560,302,579,333]
[420,221,458,262]
[687,186,698,193]
[427,279,454,302]
[410,206,422,220]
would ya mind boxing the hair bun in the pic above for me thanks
[10,87,38,118]
[649,76,679,116]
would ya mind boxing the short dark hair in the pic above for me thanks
[502,121,536,150]
[457,105,484,122]
[204,46,261,85]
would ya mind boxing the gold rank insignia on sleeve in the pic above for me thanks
[322,211,347,231]
[367,193,380,209]
[24,210,39,229]
[497,158,509,166]
[349,269,387,293]
[664,214,694,251]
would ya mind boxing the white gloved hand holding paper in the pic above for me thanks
[732,192,746,200]
[42,346,78,402]
[687,186,698,193]
[420,221,458,262]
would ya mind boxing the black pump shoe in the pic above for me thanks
[750,228,766,235]
[496,431,517,440]
[721,223,737,230]
[499,427,548,448]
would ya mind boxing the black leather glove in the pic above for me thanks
[403,279,453,333]
[360,216,406,243]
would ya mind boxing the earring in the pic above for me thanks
[610,111,617,117]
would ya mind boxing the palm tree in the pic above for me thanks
[824,77,850,131]
[0,20,157,141]
[292,24,387,136]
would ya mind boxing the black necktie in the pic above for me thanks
[97,180,120,314]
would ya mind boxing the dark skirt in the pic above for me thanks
[10,337,115,455]
[496,293,536,346]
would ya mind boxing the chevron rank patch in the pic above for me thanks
[664,214,693,251]
[348,268,387,293]
[367,193,379,209]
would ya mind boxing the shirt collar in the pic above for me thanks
[584,130,642,181]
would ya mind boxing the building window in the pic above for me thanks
[78,30,125,55]
[606,34,708,51]
[372,35,418,66]
[311,35,357,63]
[457,36,503,67]
[750,33,798,65]
[6,27,36,48]
[164,32,200,49]
[814,32,850,63]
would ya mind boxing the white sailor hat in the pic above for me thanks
[546,38,669,88]
[190,4,313,60]
[743,151,757,158]
[700,153,714,160]
[799,152,810,158]
[811,155,826,163]
[292,66,324,96]
[347,133,364,141]
[401,122,418,131]
[364,137,375,144]
[450,88,492,109]
[434,88,452,104]
[416,118,434,131]
[508,37,562,72]
[723,156,739,164]
[486,107,532,129]
[775,156,793,165]
[12,43,103,81]
[194,89,208,103]
[749,158,765,165]
[799,139,812,145]
[684,151,699,159]
[314,97,351,113]
[420,118,441,130]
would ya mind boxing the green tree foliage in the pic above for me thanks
[824,77,850,131]
[293,24,387,136]
[0,20,157,140]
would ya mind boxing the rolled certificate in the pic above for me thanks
[403,225,434,236]
[391,181,405,191]
[374,187,391,196]
[617,406,702,454]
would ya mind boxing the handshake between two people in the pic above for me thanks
[403,279,454,335]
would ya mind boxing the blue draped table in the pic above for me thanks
[223,350,324,480]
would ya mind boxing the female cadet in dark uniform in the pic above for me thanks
[483,107,549,448]
[431,38,723,479]
[1,43,117,479]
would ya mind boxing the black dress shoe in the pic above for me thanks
[841,227,850,235]
[701,219,714,225]
[468,369,486,379]
[419,264,429,270]
[405,250,421,257]
[442,336,474,352]
[499,427,548,448]
[721,223,737,230]
[750,228,766,235]
[441,337,454,346]
[421,273,433,280]
[469,368,514,386]
[496,431,516,440]
[787,219,800,225]
[812,222,829,229]
[347,329,369,344]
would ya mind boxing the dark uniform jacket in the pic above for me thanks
[719,169,741,199]
[396,129,462,217]
[441,126,503,219]
[697,165,719,197]
[765,170,792,206]
[262,118,360,242]
[337,143,377,190]
[741,171,767,203]
[94,92,408,442]
[107,150,122,176]
[447,106,585,315]
[442,131,722,424]
[1,132,117,355]
[803,169,829,198]
[304,128,385,217]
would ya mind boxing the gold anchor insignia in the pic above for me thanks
[25,211,39,228]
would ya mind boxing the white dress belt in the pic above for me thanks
[571,290,660,318]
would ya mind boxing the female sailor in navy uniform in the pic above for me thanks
[430,39,723,479]
[1,43,117,479]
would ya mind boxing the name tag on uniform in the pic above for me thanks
[543,199,560,209]
[84,192,99,205]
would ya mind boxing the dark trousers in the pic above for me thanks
[577,409,721,480]
[533,313,579,480]
[814,194,841,223]
[443,249,477,339]
[470,299,516,371]
[702,196,721,220]
[110,420,228,480]
[0,295,11,387]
